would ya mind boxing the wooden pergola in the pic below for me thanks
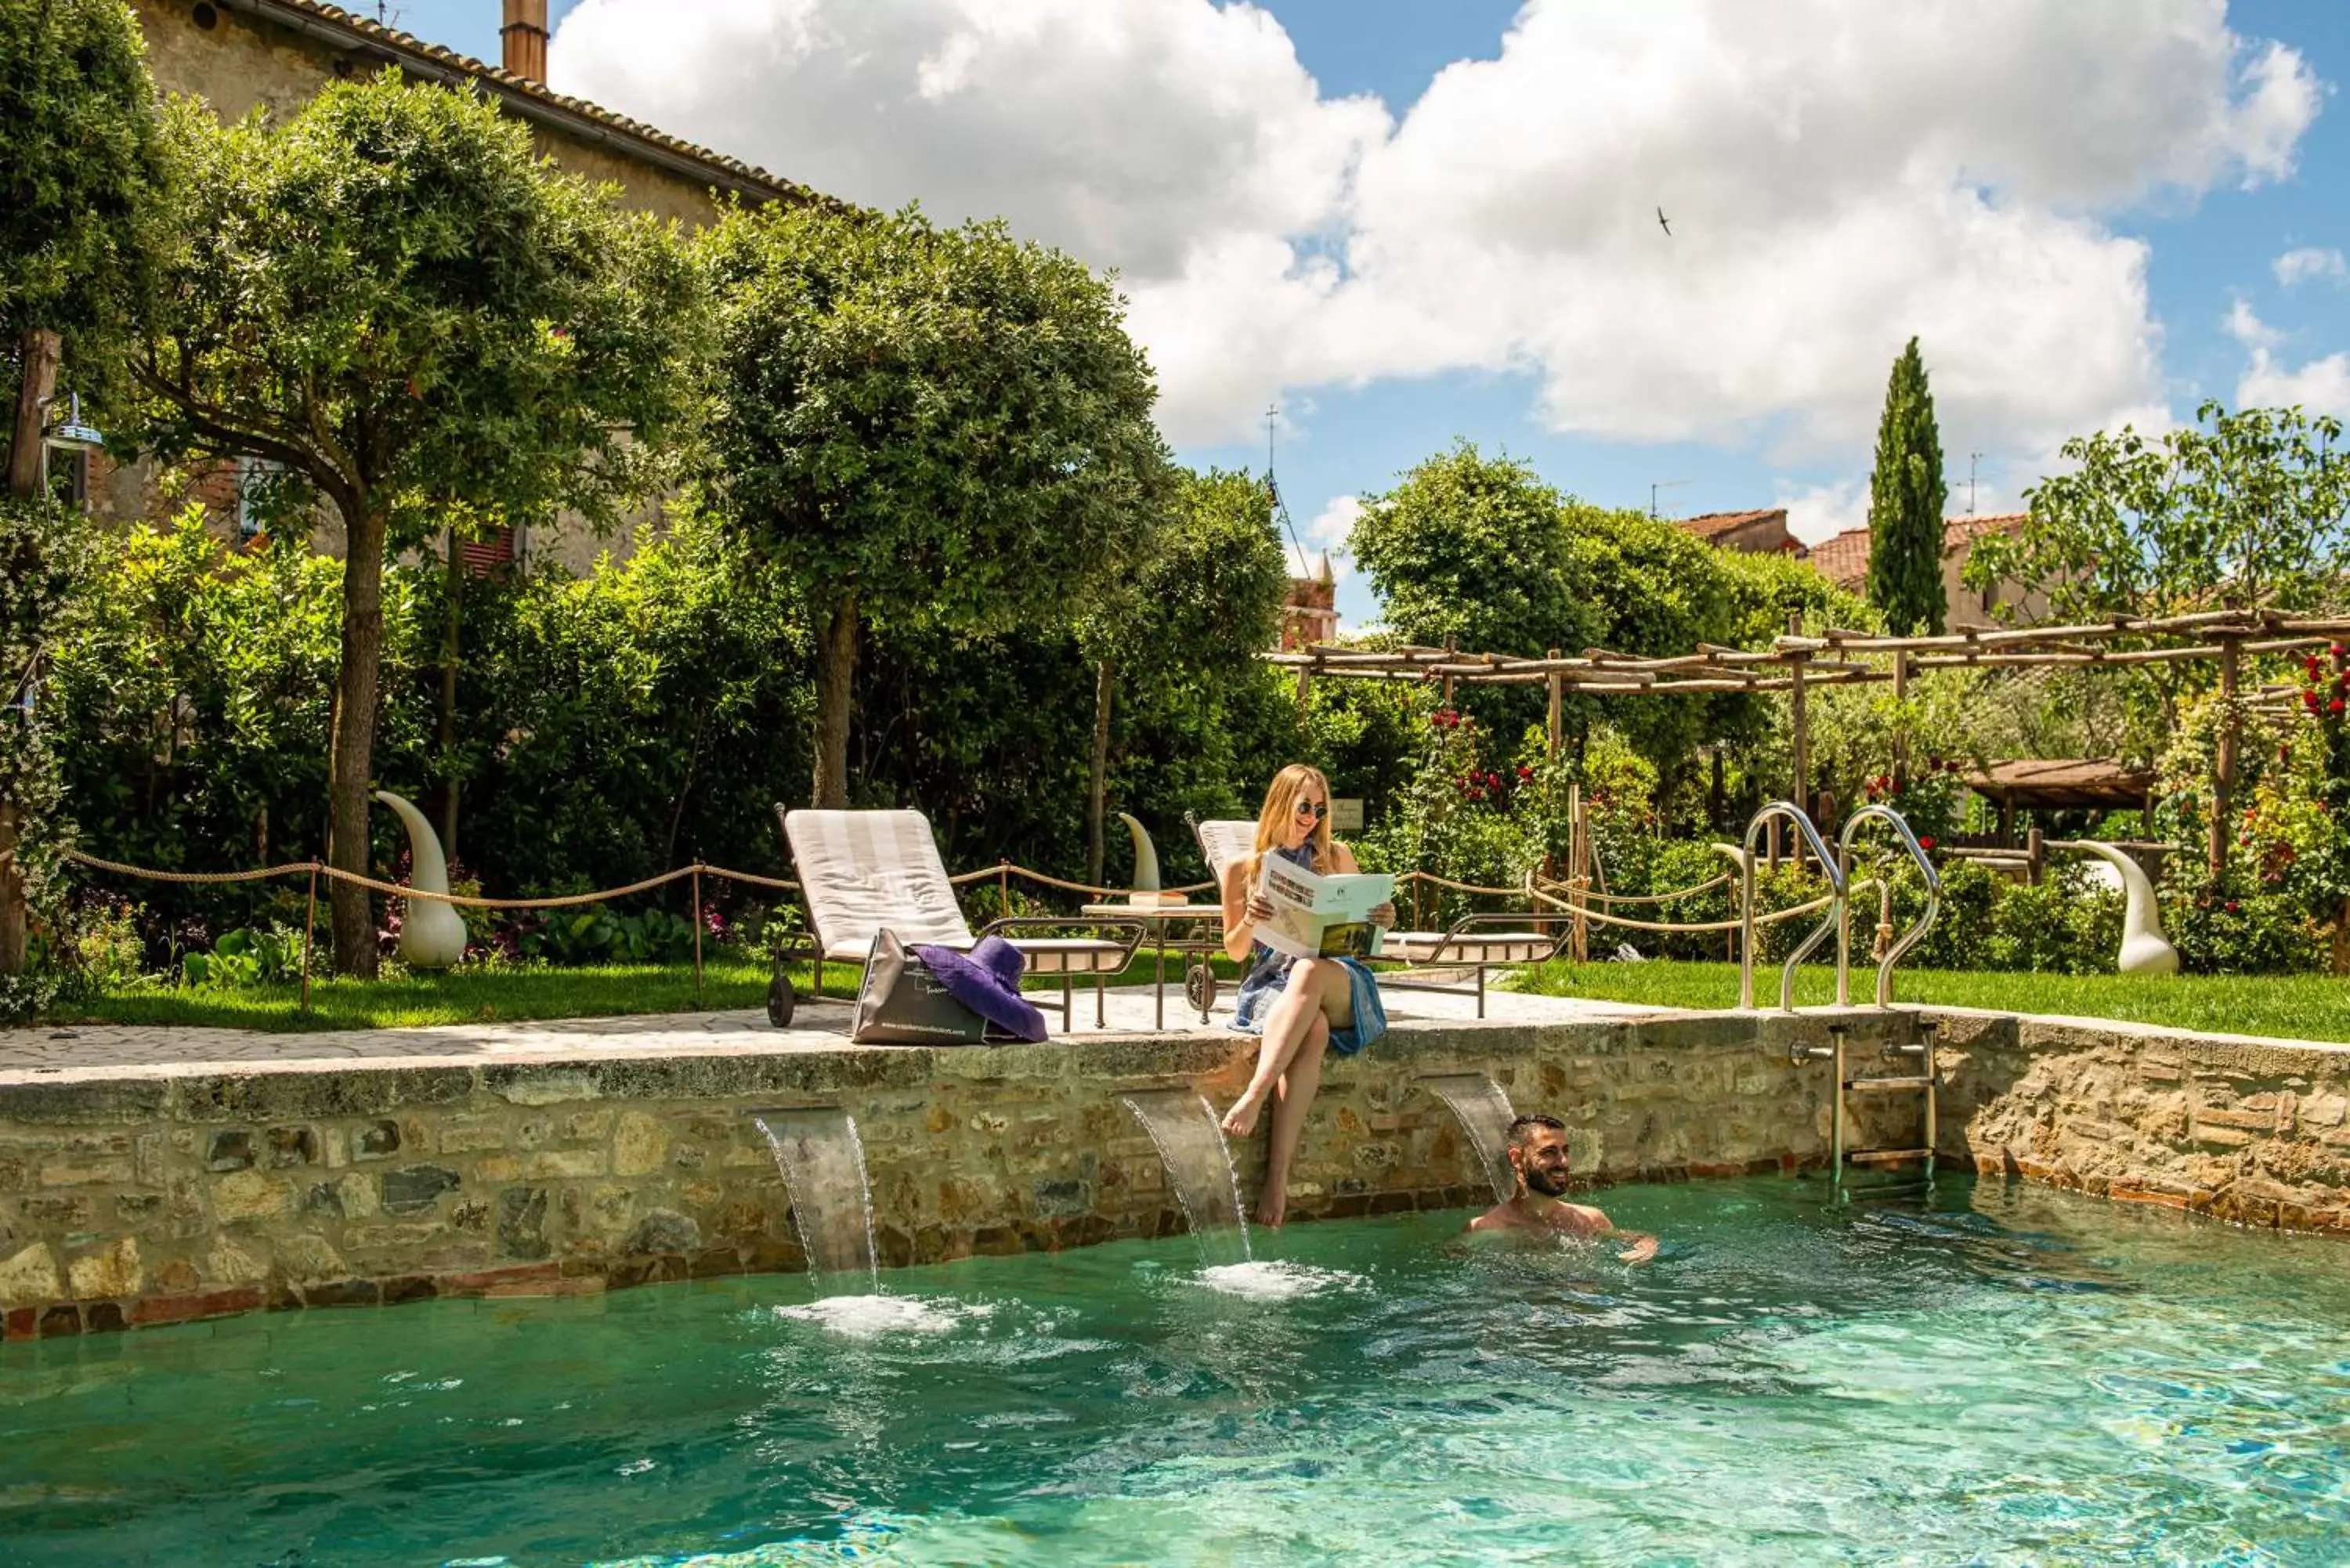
[1267,608,2350,876]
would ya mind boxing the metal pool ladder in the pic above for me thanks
[1810,804,1946,1198]
[1791,1017,1945,1201]
[1737,801,1846,1011]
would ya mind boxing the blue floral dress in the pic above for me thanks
[1229,839,1389,1055]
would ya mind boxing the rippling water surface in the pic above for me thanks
[4,1173,2347,1566]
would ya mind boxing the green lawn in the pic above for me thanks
[1514,960,2350,1045]
[51,950,1247,1034]
[56,949,2348,1045]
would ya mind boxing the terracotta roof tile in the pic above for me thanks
[1943,512,2027,552]
[228,0,820,205]
[1809,526,1871,590]
[1675,508,1787,540]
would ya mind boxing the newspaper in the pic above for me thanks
[1255,855,1394,961]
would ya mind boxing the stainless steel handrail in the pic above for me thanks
[1739,802,1846,1011]
[1835,804,1943,1007]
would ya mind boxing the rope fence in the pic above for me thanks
[62,842,1863,1014]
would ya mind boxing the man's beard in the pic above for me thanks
[1522,1164,1571,1198]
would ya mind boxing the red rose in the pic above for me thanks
[1918,835,1936,851]
[2330,698,2345,716]
[2225,900,2240,913]
[1517,765,1533,779]
[1488,771,1503,788]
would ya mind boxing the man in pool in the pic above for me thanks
[1467,1114,1658,1263]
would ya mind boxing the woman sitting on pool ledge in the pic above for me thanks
[1219,763,1395,1227]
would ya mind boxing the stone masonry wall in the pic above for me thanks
[1933,1010,2350,1234]
[0,1013,1911,1340]
[12,1004,2350,1343]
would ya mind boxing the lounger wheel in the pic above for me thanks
[765,971,796,1028]
[1184,960,1217,1017]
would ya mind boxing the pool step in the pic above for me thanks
[1843,1075,1937,1093]
[1844,1147,1933,1166]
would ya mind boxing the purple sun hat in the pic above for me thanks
[912,936,1047,1043]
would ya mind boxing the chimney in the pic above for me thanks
[501,0,548,81]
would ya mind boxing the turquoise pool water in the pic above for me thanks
[4,1173,2347,1565]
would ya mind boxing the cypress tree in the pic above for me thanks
[1866,338,1948,635]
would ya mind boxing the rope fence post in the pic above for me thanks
[690,862,705,1006]
[301,862,319,1014]
[999,859,1011,920]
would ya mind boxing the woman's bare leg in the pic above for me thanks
[1223,959,1353,1136]
[1258,1014,1329,1228]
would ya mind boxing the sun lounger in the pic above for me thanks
[1195,818,1563,1017]
[769,807,1144,1032]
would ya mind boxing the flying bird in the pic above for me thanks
[1657,207,1672,237]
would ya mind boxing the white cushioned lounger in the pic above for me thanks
[784,809,1130,977]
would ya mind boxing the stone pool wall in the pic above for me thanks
[0,1012,1912,1339]
[1933,1010,2350,1235]
[8,1003,2349,1339]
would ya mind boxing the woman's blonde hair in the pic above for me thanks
[1249,763,1333,885]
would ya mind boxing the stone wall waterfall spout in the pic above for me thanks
[1121,1089,1251,1268]
[1421,1074,1519,1205]
[754,1108,880,1296]
[2052,841,2179,976]
[372,790,468,969]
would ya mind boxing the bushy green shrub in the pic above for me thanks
[180,923,306,988]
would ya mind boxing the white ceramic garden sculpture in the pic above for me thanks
[373,789,468,969]
[1118,812,1165,905]
[2052,840,2179,976]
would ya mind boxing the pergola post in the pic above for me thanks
[1546,647,1563,759]
[1890,649,1910,793]
[1788,656,1810,867]
[2211,635,2240,877]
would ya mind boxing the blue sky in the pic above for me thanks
[386,2,2346,627]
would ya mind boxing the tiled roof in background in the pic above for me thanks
[1675,508,1788,540]
[223,0,820,205]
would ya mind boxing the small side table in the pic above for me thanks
[1080,901,1227,1029]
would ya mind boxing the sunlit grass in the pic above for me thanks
[1514,960,2350,1044]
[56,949,1249,1034]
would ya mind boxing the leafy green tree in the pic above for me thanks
[1970,401,2350,625]
[0,0,171,979]
[699,201,1170,810]
[1078,467,1287,883]
[1352,442,1597,661]
[127,73,703,974]
[1867,337,1948,635]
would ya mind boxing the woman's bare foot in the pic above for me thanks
[1255,1182,1288,1228]
[1221,1091,1267,1138]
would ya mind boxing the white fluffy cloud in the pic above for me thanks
[1283,493,1361,580]
[2231,302,2350,415]
[552,0,2319,453]
[2276,246,2348,287]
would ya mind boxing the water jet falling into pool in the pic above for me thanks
[1121,1089,1252,1269]
[753,1108,879,1296]
[1421,1074,1519,1205]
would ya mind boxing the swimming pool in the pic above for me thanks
[3,1172,2345,1565]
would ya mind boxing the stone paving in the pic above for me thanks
[1,983,1672,1082]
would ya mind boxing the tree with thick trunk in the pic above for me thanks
[700,204,1170,818]
[128,74,703,974]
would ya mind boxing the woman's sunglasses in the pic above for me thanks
[1293,800,1329,822]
